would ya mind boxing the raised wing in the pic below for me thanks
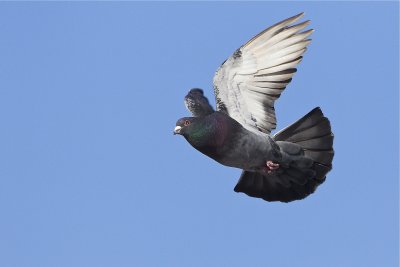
[184,88,214,117]
[213,13,313,134]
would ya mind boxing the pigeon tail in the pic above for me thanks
[234,107,334,202]
[273,107,334,182]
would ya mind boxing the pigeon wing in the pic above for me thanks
[184,88,214,117]
[213,13,313,134]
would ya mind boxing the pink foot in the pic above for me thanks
[266,160,280,174]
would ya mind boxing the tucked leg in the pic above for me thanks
[266,160,280,174]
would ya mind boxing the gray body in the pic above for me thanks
[219,132,279,171]
[186,112,310,174]
[212,115,281,172]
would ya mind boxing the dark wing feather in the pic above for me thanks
[184,88,214,117]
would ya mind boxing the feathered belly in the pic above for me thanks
[215,134,282,171]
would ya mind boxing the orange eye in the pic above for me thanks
[184,120,190,126]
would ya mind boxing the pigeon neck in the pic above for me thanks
[185,115,226,148]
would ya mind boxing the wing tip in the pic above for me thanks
[292,12,305,21]
[188,88,204,95]
[243,12,308,49]
[279,12,306,28]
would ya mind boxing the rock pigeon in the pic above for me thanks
[174,13,334,203]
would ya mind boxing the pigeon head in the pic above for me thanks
[174,113,231,150]
[173,117,199,137]
[174,116,221,147]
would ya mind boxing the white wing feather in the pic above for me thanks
[213,13,313,134]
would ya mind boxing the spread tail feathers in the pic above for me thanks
[234,107,334,202]
[274,107,334,181]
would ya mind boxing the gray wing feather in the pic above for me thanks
[184,88,214,117]
[213,13,313,134]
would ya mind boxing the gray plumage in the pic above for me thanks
[235,108,333,202]
[174,13,334,203]
[184,88,214,117]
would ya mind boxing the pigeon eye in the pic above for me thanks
[184,120,190,126]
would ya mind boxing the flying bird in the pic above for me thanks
[174,13,334,202]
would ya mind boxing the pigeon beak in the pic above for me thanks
[173,126,182,135]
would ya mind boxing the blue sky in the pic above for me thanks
[0,2,398,267]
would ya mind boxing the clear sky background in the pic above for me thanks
[0,2,398,267]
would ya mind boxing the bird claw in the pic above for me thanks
[265,160,280,174]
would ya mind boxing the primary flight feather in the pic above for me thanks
[174,13,334,203]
